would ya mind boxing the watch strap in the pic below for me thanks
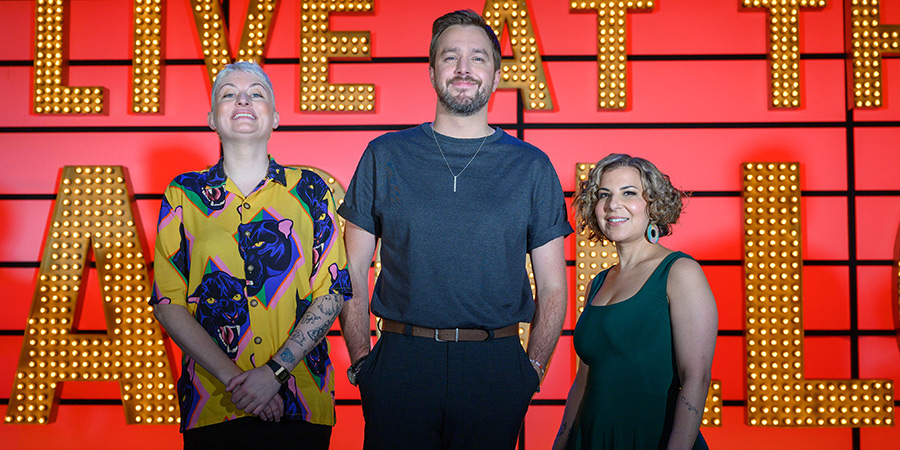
[266,359,290,384]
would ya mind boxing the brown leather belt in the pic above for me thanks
[380,319,519,342]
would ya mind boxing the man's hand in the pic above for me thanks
[530,359,544,382]
[226,366,282,415]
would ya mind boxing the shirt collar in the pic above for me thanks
[206,156,288,187]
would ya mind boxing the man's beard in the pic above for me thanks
[436,77,492,116]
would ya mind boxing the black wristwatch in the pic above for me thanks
[347,355,368,386]
[266,359,290,384]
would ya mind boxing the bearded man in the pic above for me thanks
[337,9,572,449]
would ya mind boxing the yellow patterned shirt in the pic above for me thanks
[150,157,351,431]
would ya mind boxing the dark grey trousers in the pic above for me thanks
[357,331,540,450]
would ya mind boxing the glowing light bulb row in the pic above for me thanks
[848,0,900,108]
[485,1,553,109]
[190,0,233,85]
[132,0,164,113]
[236,0,278,63]
[574,163,618,319]
[33,0,106,114]
[572,1,654,110]
[739,0,826,108]
[300,0,374,112]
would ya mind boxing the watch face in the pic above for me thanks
[268,360,290,384]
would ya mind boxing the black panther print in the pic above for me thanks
[280,381,309,419]
[174,171,227,211]
[328,262,351,298]
[237,219,294,298]
[188,271,250,359]
[176,359,199,431]
[295,170,334,275]
[157,196,190,279]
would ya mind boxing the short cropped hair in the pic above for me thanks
[429,9,502,73]
[574,153,688,242]
[210,61,276,108]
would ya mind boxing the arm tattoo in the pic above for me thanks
[280,349,295,363]
[300,312,322,325]
[316,294,341,315]
[680,394,701,416]
[288,331,307,347]
[307,326,327,343]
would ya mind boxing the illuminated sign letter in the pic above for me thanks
[743,163,892,426]
[574,163,722,426]
[299,1,373,112]
[33,0,106,114]
[482,0,554,110]
[848,0,900,108]
[4,167,178,425]
[740,0,826,109]
[132,0,165,114]
[189,0,280,89]
[570,1,654,110]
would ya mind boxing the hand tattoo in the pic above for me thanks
[680,394,701,416]
[280,349,295,364]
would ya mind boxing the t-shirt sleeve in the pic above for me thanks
[150,185,189,308]
[337,144,380,237]
[528,157,574,251]
[310,182,353,302]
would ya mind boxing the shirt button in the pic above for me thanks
[244,231,251,237]
[247,264,255,273]
[243,202,251,209]
[254,337,263,345]
[250,299,258,307]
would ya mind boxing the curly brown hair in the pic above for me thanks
[573,154,688,242]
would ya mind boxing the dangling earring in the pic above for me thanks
[646,223,659,244]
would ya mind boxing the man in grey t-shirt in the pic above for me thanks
[337,9,572,449]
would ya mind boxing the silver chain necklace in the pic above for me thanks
[429,124,489,192]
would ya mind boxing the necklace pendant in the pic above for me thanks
[453,176,458,192]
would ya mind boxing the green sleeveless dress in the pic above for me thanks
[566,251,708,450]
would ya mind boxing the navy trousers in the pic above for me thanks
[357,331,540,449]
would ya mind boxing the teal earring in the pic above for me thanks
[646,223,659,244]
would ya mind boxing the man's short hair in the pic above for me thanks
[210,61,276,108]
[429,9,502,73]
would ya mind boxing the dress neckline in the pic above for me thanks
[588,251,681,308]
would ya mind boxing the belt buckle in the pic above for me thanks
[435,328,459,342]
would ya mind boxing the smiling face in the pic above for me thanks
[207,71,279,143]
[594,167,651,244]
[429,25,501,116]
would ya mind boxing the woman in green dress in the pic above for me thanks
[553,154,718,449]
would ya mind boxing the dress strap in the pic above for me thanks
[651,251,693,285]
[585,269,610,305]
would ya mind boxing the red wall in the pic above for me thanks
[2,0,900,448]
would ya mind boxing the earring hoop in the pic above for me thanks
[646,223,660,244]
